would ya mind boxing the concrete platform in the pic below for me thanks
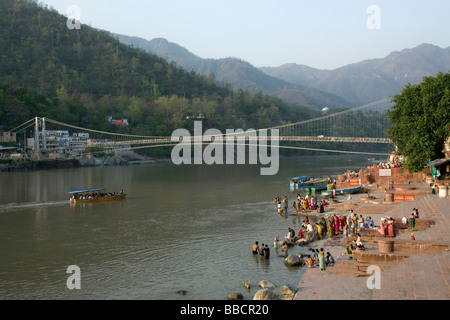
[294,181,450,300]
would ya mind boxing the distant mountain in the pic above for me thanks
[260,44,450,105]
[115,35,355,110]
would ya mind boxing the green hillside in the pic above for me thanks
[0,0,320,137]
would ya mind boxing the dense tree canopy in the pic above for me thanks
[386,72,450,172]
[0,0,319,139]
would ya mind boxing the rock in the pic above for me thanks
[312,232,320,241]
[227,292,243,300]
[78,158,96,167]
[284,254,303,266]
[280,285,295,300]
[103,157,115,166]
[258,280,276,289]
[253,288,279,300]
[295,238,310,245]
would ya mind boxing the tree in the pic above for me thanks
[386,72,450,172]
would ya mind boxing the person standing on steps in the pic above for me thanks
[409,212,416,231]
[318,248,325,271]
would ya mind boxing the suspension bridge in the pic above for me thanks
[10,98,394,156]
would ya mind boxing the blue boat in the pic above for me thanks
[289,176,312,189]
[306,183,329,194]
[321,185,362,197]
[289,176,328,191]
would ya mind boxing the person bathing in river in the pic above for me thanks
[302,255,314,268]
[263,245,270,259]
[252,241,259,254]
[292,201,297,213]
[283,242,289,257]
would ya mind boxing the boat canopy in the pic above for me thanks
[427,158,450,167]
[288,176,310,181]
[68,188,105,194]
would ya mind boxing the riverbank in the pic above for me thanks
[293,180,450,300]
[0,153,171,172]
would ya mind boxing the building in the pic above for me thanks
[0,130,16,143]
[107,116,129,126]
[28,130,91,154]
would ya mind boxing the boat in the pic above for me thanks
[289,176,312,189]
[289,176,328,189]
[306,183,329,194]
[68,188,127,204]
[321,185,362,197]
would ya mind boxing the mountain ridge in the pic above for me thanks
[115,34,356,110]
[261,43,450,105]
[116,34,450,107]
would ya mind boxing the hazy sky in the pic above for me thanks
[39,0,450,70]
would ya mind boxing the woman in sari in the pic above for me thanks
[379,218,386,236]
[409,213,416,231]
[318,248,325,271]
[321,217,327,234]
[387,217,395,237]
[328,218,334,238]
[334,215,340,235]
[341,215,347,230]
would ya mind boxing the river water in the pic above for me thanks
[0,155,381,300]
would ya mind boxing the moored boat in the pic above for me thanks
[306,183,329,194]
[289,176,311,189]
[289,176,327,190]
[321,185,362,197]
[68,188,127,204]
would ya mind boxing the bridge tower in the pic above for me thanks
[34,117,47,152]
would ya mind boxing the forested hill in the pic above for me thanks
[0,0,320,136]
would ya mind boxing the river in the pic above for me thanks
[0,154,382,300]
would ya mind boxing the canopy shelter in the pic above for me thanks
[68,188,105,194]
[427,158,450,167]
[288,176,310,181]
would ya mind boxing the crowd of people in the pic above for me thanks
[365,158,403,172]
[252,208,377,265]
[73,190,124,200]
[278,209,376,245]
[274,194,328,214]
